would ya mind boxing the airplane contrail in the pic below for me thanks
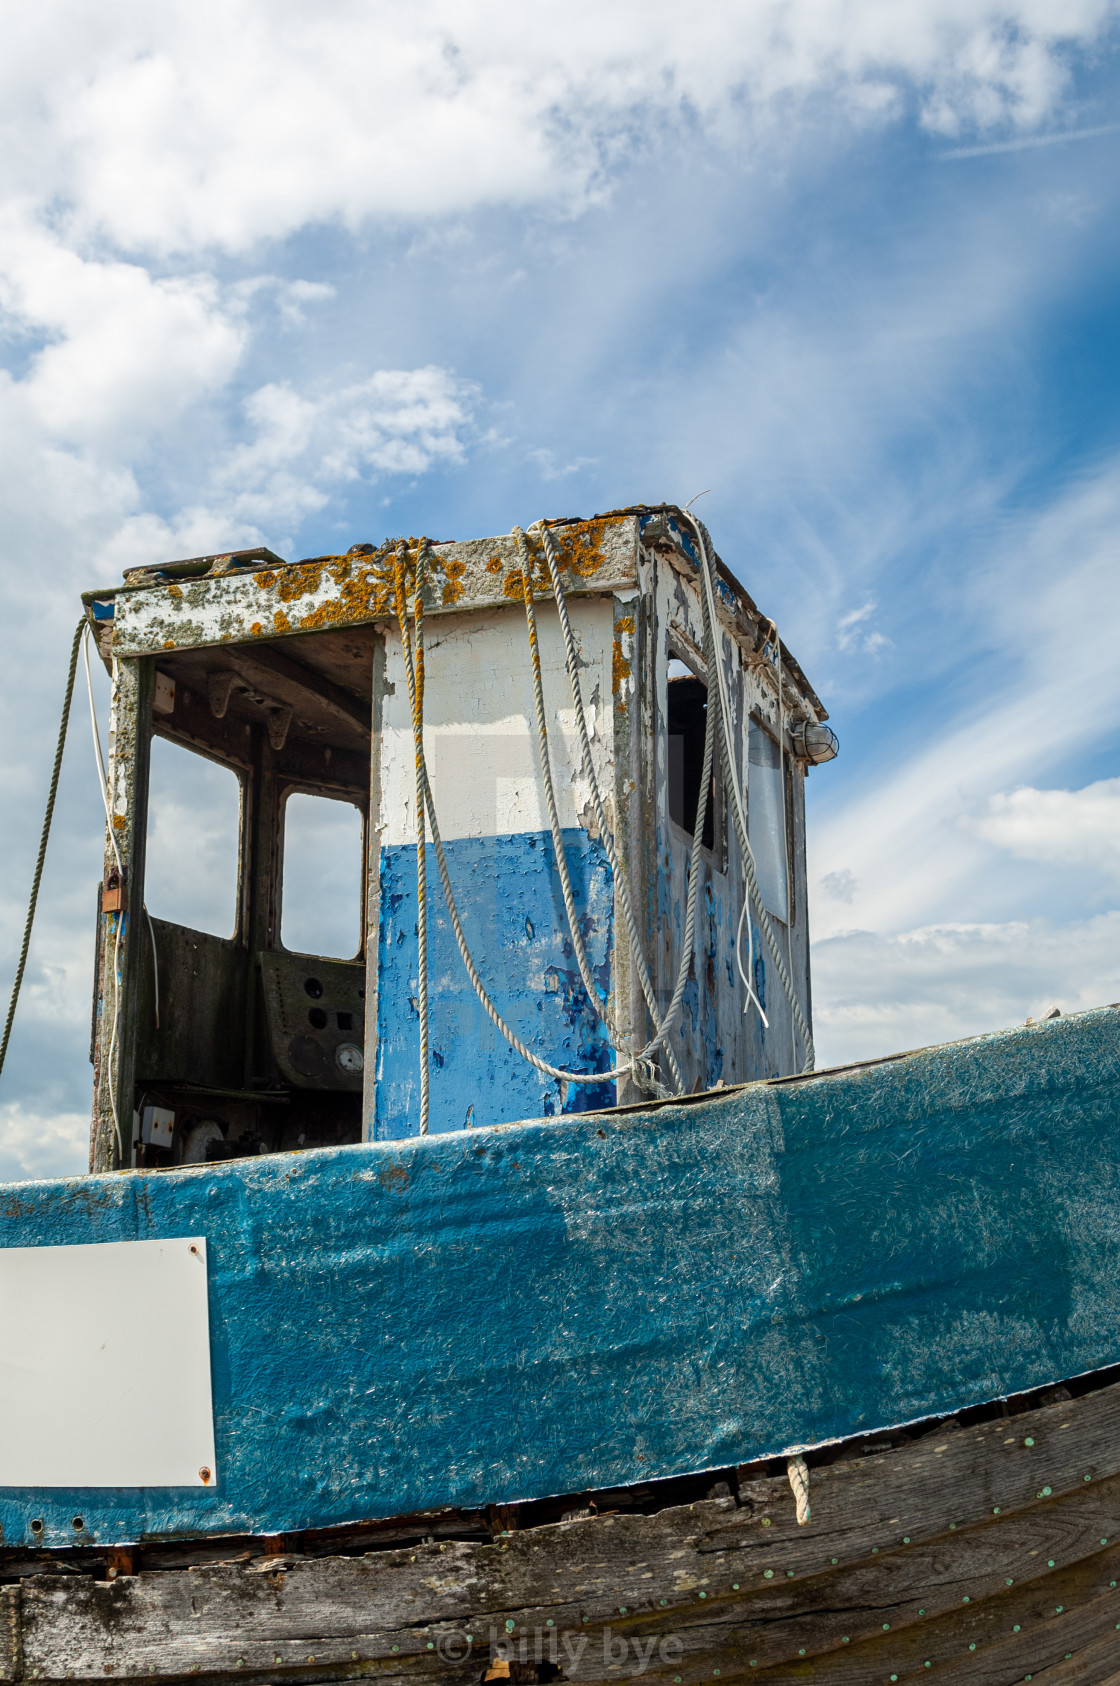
[941,122,1120,159]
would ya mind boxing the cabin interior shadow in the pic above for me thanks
[129,625,375,1166]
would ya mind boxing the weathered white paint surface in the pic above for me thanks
[379,601,614,846]
[0,1237,215,1487]
[108,523,639,658]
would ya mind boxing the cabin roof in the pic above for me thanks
[81,505,827,721]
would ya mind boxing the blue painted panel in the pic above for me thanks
[374,828,616,1137]
[2,1007,1120,1550]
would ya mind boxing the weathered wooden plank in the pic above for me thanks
[716,1378,1120,1576]
[714,1537,1120,1679]
[1035,1632,1120,1684]
[632,1482,1120,1668]
[16,1461,1120,1679]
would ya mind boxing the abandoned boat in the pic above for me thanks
[0,506,1119,1684]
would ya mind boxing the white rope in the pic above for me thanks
[517,545,618,1038]
[735,899,769,1029]
[396,538,627,1093]
[775,617,789,926]
[535,524,686,1093]
[145,908,160,1031]
[419,765,631,1086]
[683,514,815,1072]
[400,526,711,1097]
[787,1455,811,1525]
[395,509,815,1113]
[516,530,712,1093]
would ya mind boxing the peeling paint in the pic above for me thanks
[112,520,640,658]
[9,1006,1120,1548]
[612,613,635,699]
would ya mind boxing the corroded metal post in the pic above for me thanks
[90,655,153,1172]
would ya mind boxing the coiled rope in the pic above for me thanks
[517,528,713,1091]
[393,527,711,1098]
[531,525,686,1093]
[0,618,86,1085]
[394,513,814,1112]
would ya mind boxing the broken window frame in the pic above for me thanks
[144,726,249,944]
[665,636,726,872]
[277,783,367,964]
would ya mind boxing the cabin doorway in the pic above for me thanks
[125,625,376,1167]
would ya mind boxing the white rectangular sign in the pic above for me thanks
[0,1237,216,1488]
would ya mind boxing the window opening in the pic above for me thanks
[145,736,241,939]
[280,791,363,960]
[667,661,715,851]
[748,720,788,921]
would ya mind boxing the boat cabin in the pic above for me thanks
[83,507,836,1171]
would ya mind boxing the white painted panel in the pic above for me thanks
[0,1238,216,1488]
[381,601,614,845]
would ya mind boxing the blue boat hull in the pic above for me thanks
[3,1005,1120,1550]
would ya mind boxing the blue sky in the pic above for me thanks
[2,0,1120,1178]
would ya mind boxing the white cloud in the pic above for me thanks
[836,601,891,654]
[0,1,1114,257]
[0,1104,89,1184]
[218,367,477,526]
[812,913,1120,1067]
[0,212,245,446]
[968,778,1120,876]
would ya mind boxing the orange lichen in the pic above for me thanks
[254,570,277,590]
[293,541,419,631]
[249,622,263,637]
[273,610,292,633]
[486,555,503,574]
[167,583,183,600]
[441,558,466,606]
[501,534,550,601]
[277,561,329,602]
[548,517,612,580]
[112,815,127,829]
[612,613,635,697]
[162,640,175,649]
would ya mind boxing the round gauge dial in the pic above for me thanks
[335,1042,363,1074]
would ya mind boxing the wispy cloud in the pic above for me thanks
[808,448,1120,1065]
[836,602,892,655]
[940,122,1120,159]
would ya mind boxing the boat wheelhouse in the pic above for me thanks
[0,506,1118,1683]
[84,507,834,1170]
